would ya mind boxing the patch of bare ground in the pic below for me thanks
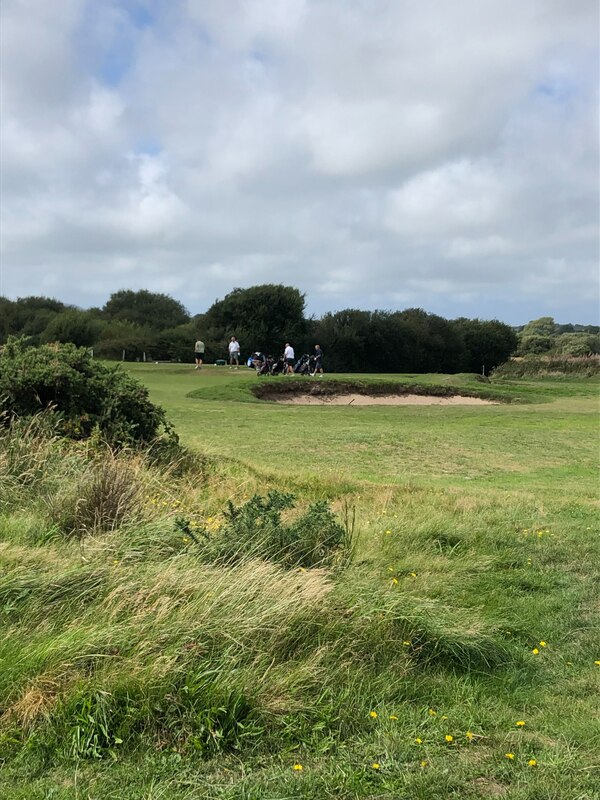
[252,379,504,405]
[275,393,498,405]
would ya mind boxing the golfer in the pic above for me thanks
[284,342,295,374]
[194,339,205,369]
[228,336,240,369]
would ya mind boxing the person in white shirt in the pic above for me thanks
[284,342,295,374]
[228,336,240,369]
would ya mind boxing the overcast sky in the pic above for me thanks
[1,0,598,323]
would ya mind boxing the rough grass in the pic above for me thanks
[1,371,599,799]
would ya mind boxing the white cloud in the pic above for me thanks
[0,0,598,322]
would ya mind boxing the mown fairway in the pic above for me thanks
[1,365,598,799]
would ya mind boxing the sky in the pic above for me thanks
[1,0,598,324]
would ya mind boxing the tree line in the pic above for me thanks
[1,285,594,374]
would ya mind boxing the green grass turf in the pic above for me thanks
[125,364,599,497]
[1,365,598,799]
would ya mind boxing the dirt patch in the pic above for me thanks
[274,393,498,406]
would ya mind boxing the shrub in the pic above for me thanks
[0,337,172,448]
[180,490,351,569]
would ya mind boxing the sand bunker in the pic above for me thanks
[275,393,498,406]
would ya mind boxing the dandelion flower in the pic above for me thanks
[371,763,380,770]
[516,721,526,727]
[293,763,303,771]
[505,753,515,760]
[420,760,428,768]
[528,759,537,767]
[594,660,600,666]
[532,648,539,655]
[402,641,411,646]
[389,715,398,721]
[385,530,392,535]
[465,731,474,741]
[409,572,417,578]
[391,577,398,585]
[428,709,437,716]
[369,711,378,719]
[415,737,422,744]
[445,735,453,743]
[539,641,547,647]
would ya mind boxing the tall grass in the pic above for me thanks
[1,409,598,799]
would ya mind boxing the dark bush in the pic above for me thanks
[181,490,350,569]
[0,337,172,447]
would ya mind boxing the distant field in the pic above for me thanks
[126,363,599,496]
[1,364,598,799]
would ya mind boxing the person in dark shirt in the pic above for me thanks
[312,344,324,376]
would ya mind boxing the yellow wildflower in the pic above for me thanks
[539,641,547,647]
[371,763,380,770]
[420,760,428,768]
[369,711,378,719]
[293,763,303,771]
[385,530,391,535]
[391,577,398,585]
[445,735,453,743]
[465,731,474,741]
[595,660,600,666]
[516,721,526,727]
[402,641,411,646]
[409,572,417,578]
[428,709,437,716]
[415,737,422,744]
[505,753,515,760]
[532,648,539,655]
[528,759,537,767]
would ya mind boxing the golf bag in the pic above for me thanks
[258,356,273,376]
[293,354,311,375]
[270,356,287,376]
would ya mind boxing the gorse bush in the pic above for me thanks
[178,490,352,569]
[493,354,600,378]
[0,337,172,447]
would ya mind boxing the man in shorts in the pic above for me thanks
[228,336,240,369]
[194,339,205,369]
[284,342,295,374]
[313,344,324,376]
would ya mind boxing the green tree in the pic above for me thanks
[95,320,157,361]
[41,309,103,348]
[103,290,190,331]
[2,296,68,344]
[521,316,556,337]
[517,335,555,355]
[554,333,600,356]
[452,318,518,373]
[203,285,307,357]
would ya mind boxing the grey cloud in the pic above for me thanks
[0,0,598,322]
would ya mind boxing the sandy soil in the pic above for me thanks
[273,393,498,406]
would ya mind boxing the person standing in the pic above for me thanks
[194,338,205,369]
[284,342,295,374]
[313,344,324,376]
[228,336,240,369]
